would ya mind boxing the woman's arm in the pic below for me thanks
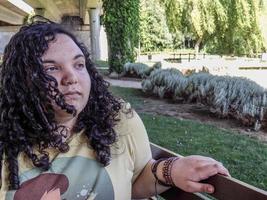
[132,155,230,199]
[132,159,170,198]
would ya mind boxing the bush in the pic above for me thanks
[142,69,267,130]
[142,68,187,99]
[123,62,162,78]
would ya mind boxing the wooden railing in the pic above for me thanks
[167,53,206,62]
[150,143,267,200]
[164,53,264,63]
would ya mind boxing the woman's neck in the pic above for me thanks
[56,115,78,136]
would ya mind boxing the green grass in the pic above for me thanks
[141,113,267,191]
[95,60,109,75]
[110,86,146,109]
[109,86,267,191]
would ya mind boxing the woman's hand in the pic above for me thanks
[171,155,230,193]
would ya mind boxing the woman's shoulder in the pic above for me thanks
[114,102,145,137]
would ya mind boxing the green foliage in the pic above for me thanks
[142,69,267,130]
[161,0,265,55]
[102,0,140,73]
[23,13,36,24]
[123,62,161,78]
[161,0,228,52]
[139,0,173,52]
[206,0,265,55]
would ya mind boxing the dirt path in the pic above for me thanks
[105,78,267,142]
[104,77,142,89]
[137,97,267,142]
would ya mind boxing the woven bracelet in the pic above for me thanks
[151,158,172,187]
[162,157,179,186]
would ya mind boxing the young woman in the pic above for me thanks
[0,20,229,200]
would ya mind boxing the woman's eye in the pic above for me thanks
[76,63,85,69]
[45,66,59,72]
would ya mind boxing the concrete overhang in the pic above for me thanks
[0,0,101,25]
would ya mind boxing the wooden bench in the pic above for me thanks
[150,143,267,200]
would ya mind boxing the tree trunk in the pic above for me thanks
[194,37,202,54]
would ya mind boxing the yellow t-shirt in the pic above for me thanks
[0,108,152,200]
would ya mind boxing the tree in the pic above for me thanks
[139,0,173,53]
[102,0,140,73]
[211,0,265,55]
[161,0,265,55]
[161,0,228,53]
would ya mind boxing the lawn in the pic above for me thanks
[109,86,267,191]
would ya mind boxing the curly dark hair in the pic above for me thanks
[0,20,121,190]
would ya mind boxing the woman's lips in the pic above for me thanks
[63,91,81,100]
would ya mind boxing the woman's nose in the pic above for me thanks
[61,68,78,86]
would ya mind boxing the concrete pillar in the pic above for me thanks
[99,26,108,61]
[89,8,100,61]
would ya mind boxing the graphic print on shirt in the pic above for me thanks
[5,156,114,200]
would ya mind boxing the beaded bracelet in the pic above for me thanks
[151,158,169,198]
[151,157,179,198]
[151,158,172,187]
[162,157,179,186]
[151,157,179,186]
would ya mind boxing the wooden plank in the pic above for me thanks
[160,187,210,200]
[150,143,267,200]
[202,175,267,200]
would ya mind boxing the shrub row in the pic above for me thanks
[142,69,267,130]
[123,62,161,78]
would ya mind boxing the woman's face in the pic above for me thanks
[41,34,91,121]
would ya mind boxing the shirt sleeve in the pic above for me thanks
[116,103,152,183]
[130,110,152,183]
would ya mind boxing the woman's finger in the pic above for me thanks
[184,181,215,194]
[202,162,230,179]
